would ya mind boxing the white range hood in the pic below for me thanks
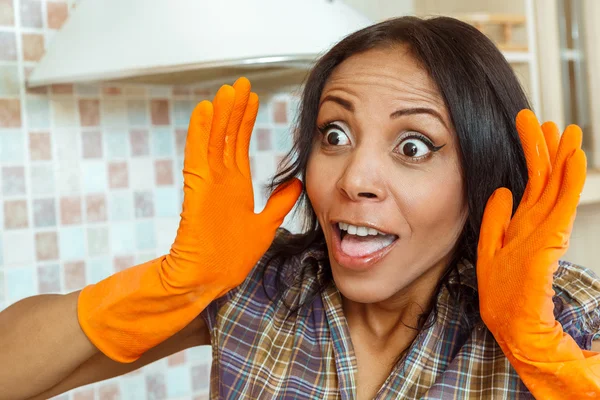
[27,0,372,87]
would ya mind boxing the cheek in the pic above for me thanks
[400,170,466,236]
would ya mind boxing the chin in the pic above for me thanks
[329,260,413,304]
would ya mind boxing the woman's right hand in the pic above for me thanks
[164,77,302,296]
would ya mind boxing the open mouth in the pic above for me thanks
[333,222,399,258]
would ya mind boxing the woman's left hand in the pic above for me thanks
[476,109,596,398]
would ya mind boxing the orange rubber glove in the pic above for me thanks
[477,109,600,399]
[77,77,302,363]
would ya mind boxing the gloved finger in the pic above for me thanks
[477,187,513,267]
[209,85,236,173]
[260,178,302,227]
[547,148,586,238]
[539,124,583,214]
[541,121,560,166]
[224,78,252,168]
[236,92,259,179]
[184,100,213,173]
[516,110,552,209]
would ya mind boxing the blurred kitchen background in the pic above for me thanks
[0,0,599,398]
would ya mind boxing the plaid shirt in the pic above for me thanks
[202,230,600,399]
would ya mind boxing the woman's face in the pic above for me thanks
[306,46,468,304]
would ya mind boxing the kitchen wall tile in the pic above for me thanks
[151,127,173,157]
[167,351,186,366]
[4,199,28,229]
[134,191,154,218]
[108,161,128,189]
[72,388,94,400]
[256,128,272,151]
[85,194,107,222]
[154,187,179,218]
[175,129,186,156]
[78,99,100,126]
[75,84,99,97]
[173,100,193,127]
[51,83,73,95]
[37,264,60,293]
[166,365,191,398]
[47,1,68,30]
[191,364,210,391]
[35,231,59,261]
[130,129,149,156]
[150,99,170,126]
[129,158,153,190]
[105,128,129,159]
[20,0,42,28]
[136,220,155,250]
[272,100,288,124]
[82,160,107,193]
[2,166,25,196]
[25,96,50,129]
[81,131,103,158]
[154,160,173,186]
[0,99,22,127]
[255,103,269,124]
[275,127,292,152]
[59,196,81,225]
[154,218,177,250]
[29,131,52,160]
[113,255,134,272]
[59,226,85,260]
[54,128,78,160]
[22,33,45,62]
[102,99,127,127]
[127,99,148,126]
[0,270,4,302]
[173,86,190,96]
[0,129,24,163]
[97,383,120,400]
[108,192,132,221]
[3,231,33,265]
[52,98,77,126]
[56,158,80,194]
[5,267,35,303]
[87,227,108,256]
[146,373,167,400]
[150,87,170,98]
[33,198,56,227]
[30,164,55,195]
[136,252,155,264]
[0,65,19,96]
[102,87,121,96]
[110,222,135,254]
[63,260,85,290]
[0,0,14,26]
[0,32,17,61]
[124,86,146,97]
[120,374,146,400]
[87,257,112,284]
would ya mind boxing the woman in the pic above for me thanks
[1,16,599,399]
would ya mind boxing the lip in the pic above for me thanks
[330,223,399,272]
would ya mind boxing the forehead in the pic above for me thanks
[321,46,445,109]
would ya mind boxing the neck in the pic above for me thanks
[341,260,446,353]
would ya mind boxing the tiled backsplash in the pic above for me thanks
[0,0,299,398]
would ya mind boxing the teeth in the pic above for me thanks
[338,222,389,236]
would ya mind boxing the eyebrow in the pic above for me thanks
[320,95,447,128]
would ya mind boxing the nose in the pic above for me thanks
[336,148,386,202]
